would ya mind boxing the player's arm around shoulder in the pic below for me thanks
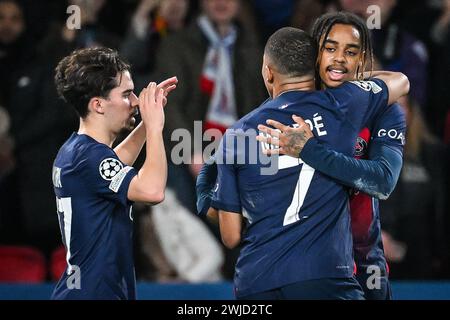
[366,71,410,105]
[127,83,167,204]
[218,210,242,249]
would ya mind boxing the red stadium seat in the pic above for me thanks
[50,245,67,281]
[0,246,46,283]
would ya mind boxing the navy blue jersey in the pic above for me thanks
[51,133,137,300]
[351,103,406,275]
[212,79,389,297]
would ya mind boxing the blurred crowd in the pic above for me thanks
[0,0,449,283]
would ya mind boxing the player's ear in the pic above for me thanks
[89,97,105,114]
[266,65,274,84]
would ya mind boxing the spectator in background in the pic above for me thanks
[120,0,192,282]
[251,0,297,43]
[290,0,327,31]
[430,0,450,139]
[148,189,224,283]
[0,106,15,235]
[339,0,429,107]
[8,59,78,256]
[0,0,35,247]
[431,0,450,45]
[6,0,124,256]
[0,0,34,109]
[120,0,191,91]
[0,106,13,183]
[39,0,119,64]
[153,0,265,209]
[153,0,265,279]
[380,96,449,279]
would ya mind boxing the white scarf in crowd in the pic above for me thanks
[198,15,238,129]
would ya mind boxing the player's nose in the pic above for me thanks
[130,92,139,107]
[333,50,346,64]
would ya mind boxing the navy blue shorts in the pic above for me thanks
[237,277,365,300]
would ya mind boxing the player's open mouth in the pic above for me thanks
[327,66,347,81]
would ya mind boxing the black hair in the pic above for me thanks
[311,11,373,88]
[264,27,317,78]
[55,47,130,119]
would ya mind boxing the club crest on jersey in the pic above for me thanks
[355,136,368,157]
[99,158,123,181]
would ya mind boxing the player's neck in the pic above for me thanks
[78,120,116,147]
[274,77,315,98]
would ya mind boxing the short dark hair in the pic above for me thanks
[55,47,130,118]
[311,11,373,87]
[264,27,317,78]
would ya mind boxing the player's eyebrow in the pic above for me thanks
[324,39,361,50]
[122,89,133,94]
[345,43,361,50]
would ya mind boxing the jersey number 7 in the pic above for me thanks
[278,155,315,226]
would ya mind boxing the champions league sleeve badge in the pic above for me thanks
[99,158,124,181]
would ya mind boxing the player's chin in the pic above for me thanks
[323,77,345,88]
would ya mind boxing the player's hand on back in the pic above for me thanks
[256,115,314,157]
[139,82,165,132]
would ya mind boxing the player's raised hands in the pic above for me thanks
[139,82,165,132]
[256,115,314,157]
[156,76,178,107]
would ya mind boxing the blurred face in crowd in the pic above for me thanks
[317,23,364,88]
[159,0,189,29]
[202,0,239,25]
[0,1,25,45]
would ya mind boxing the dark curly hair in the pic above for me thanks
[55,47,130,118]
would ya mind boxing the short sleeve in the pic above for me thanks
[328,79,389,129]
[80,144,137,206]
[210,133,241,213]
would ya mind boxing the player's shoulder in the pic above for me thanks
[76,137,129,183]
[70,134,117,168]
[228,104,265,132]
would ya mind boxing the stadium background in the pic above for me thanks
[0,0,449,299]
